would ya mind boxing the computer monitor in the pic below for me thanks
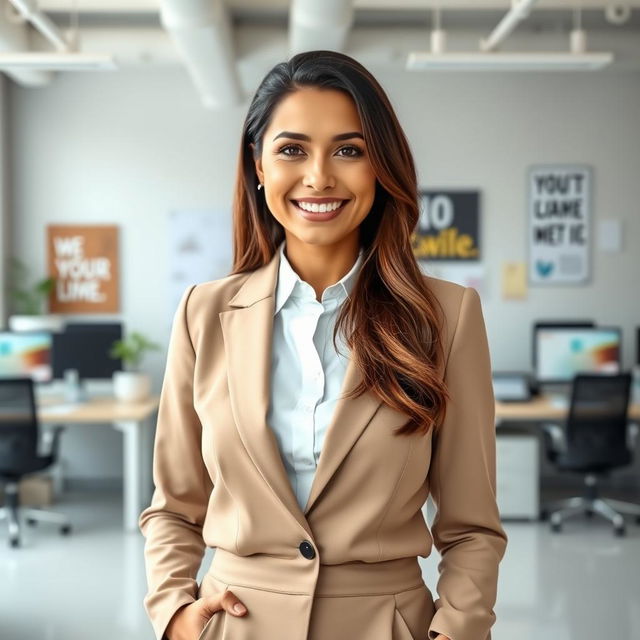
[52,324,123,382]
[534,326,622,384]
[64,322,123,334]
[532,320,595,374]
[0,331,53,383]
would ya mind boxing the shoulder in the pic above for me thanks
[179,271,253,325]
[420,274,482,366]
[421,273,467,325]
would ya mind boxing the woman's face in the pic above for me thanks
[252,87,377,249]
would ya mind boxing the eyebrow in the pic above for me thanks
[272,131,364,142]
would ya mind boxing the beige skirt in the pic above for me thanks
[196,549,436,640]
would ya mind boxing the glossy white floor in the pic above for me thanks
[1,488,639,640]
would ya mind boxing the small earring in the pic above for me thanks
[257,183,263,191]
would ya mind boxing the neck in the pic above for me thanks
[283,233,360,302]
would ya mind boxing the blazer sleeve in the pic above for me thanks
[426,286,508,640]
[138,284,213,640]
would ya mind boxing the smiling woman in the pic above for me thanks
[249,87,377,249]
[139,49,506,640]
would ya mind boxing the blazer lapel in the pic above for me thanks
[219,246,383,534]
[303,358,383,515]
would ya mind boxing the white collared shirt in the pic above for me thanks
[267,240,365,513]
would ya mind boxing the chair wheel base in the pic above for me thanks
[9,537,20,548]
[614,525,626,537]
[26,518,37,526]
[60,525,72,535]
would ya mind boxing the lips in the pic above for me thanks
[290,199,349,211]
[290,198,350,222]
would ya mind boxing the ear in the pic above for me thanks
[249,142,264,185]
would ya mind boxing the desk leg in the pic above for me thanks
[141,414,155,505]
[113,420,142,532]
[39,425,65,496]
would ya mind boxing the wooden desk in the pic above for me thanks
[37,394,159,532]
[493,393,640,519]
[495,394,640,423]
[33,392,640,530]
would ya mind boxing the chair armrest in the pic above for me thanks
[628,422,639,450]
[541,422,566,453]
[42,425,66,458]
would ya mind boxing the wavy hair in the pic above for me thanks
[230,50,450,437]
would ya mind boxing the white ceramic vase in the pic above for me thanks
[113,371,151,402]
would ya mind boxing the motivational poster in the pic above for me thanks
[412,190,481,261]
[47,224,120,313]
[528,165,591,285]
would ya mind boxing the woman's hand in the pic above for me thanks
[165,590,248,640]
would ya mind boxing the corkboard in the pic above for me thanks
[47,225,120,313]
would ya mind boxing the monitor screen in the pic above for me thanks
[0,331,53,383]
[52,325,122,380]
[535,327,621,383]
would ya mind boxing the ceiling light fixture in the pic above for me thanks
[406,0,614,72]
[0,52,118,71]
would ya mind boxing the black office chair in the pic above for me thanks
[0,377,72,548]
[540,372,640,536]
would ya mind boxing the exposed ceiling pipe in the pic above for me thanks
[8,0,72,51]
[480,0,539,52]
[159,0,244,109]
[0,2,53,86]
[289,0,355,56]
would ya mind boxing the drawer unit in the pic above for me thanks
[496,433,539,520]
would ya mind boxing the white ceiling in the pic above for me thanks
[32,0,640,10]
[4,0,637,105]
[33,1,640,32]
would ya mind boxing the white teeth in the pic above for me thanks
[296,200,344,213]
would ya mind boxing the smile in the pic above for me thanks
[290,199,350,222]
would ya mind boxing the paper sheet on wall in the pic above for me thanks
[501,261,527,299]
[417,261,486,297]
[168,209,232,327]
[597,219,622,252]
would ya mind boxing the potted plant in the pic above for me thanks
[7,257,65,332]
[109,331,161,402]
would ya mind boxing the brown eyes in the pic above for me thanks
[276,144,364,158]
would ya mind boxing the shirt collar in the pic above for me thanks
[274,240,364,315]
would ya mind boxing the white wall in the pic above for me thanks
[1,75,10,327]
[7,25,640,485]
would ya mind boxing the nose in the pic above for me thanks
[303,157,335,191]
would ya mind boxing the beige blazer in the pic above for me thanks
[138,248,508,640]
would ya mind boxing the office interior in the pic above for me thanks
[1,2,640,640]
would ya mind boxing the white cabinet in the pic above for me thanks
[496,433,539,520]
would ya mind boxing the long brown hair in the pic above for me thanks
[230,50,449,437]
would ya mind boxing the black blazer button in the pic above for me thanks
[299,540,316,559]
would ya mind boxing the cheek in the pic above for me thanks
[349,164,376,193]
[354,180,377,212]
[268,163,296,184]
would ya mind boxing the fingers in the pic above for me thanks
[222,590,247,616]
[201,589,247,618]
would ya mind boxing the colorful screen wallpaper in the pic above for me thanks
[0,332,52,382]
[536,328,620,381]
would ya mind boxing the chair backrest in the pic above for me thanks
[0,377,39,476]
[565,372,632,468]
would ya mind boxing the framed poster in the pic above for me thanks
[47,224,120,313]
[412,190,481,262]
[528,165,591,285]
